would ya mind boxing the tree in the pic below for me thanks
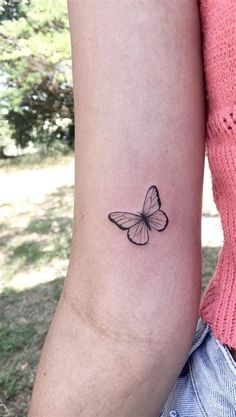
[0,0,29,22]
[0,0,74,152]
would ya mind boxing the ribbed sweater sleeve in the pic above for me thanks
[199,0,236,348]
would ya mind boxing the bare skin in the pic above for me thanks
[28,1,205,416]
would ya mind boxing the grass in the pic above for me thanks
[0,278,63,416]
[0,153,221,417]
[0,150,73,172]
[0,153,73,416]
[202,246,221,286]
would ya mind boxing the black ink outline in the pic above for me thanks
[108,185,169,246]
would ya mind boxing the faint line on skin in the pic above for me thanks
[62,288,165,350]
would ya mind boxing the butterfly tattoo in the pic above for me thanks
[108,185,169,246]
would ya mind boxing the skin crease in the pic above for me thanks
[28,1,205,416]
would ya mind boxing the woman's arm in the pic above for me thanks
[28,1,205,416]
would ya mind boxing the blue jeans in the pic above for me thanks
[160,318,236,416]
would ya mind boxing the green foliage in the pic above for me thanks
[0,116,13,151]
[0,0,29,22]
[0,324,36,360]
[0,278,64,409]
[0,324,37,400]
[0,0,74,150]
[0,366,26,400]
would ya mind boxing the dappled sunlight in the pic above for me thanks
[202,157,223,248]
[0,155,74,293]
[0,277,63,415]
[3,262,67,293]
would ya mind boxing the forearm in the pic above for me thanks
[28,1,205,416]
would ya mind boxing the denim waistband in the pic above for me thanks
[189,318,236,416]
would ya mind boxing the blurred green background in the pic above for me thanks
[0,0,74,156]
[0,1,221,416]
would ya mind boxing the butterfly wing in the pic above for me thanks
[142,185,169,232]
[108,212,149,245]
[143,185,161,216]
[108,212,141,230]
[148,209,168,232]
[127,221,149,245]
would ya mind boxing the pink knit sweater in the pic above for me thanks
[199,0,236,348]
